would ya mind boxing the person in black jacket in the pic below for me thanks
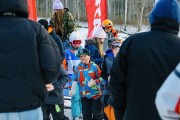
[38,19,65,63]
[101,38,122,120]
[110,0,180,120]
[43,66,69,120]
[0,0,60,120]
[38,19,69,120]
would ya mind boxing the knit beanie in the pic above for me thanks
[53,0,64,10]
[149,0,180,24]
[93,27,106,39]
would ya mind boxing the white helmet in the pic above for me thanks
[93,27,106,39]
[69,31,83,43]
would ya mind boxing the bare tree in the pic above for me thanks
[138,0,148,31]
[124,0,128,31]
[77,0,80,26]
[36,0,154,29]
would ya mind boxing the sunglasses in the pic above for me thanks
[73,40,82,44]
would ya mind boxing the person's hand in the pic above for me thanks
[88,79,96,87]
[46,84,54,91]
[69,90,74,96]
[108,76,111,82]
[113,47,120,57]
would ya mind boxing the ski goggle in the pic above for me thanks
[72,40,82,44]
[112,42,122,48]
[104,26,113,30]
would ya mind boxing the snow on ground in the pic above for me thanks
[38,17,150,41]
[77,22,150,41]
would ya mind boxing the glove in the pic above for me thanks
[69,90,74,96]
[88,79,96,87]
[108,76,111,82]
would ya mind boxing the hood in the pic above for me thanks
[0,0,28,18]
[85,38,96,45]
[149,0,180,24]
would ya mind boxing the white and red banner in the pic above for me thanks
[28,0,37,21]
[85,0,107,38]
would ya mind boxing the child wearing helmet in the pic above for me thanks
[102,19,119,52]
[101,37,123,120]
[70,48,104,120]
[85,27,106,68]
[63,31,83,120]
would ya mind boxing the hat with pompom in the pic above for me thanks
[53,0,64,10]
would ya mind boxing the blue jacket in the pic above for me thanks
[85,43,103,68]
[73,62,103,100]
[101,49,114,80]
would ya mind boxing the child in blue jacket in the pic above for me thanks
[71,48,103,120]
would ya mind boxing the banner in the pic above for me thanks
[28,0,37,21]
[85,0,107,38]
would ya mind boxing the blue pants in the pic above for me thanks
[0,107,43,120]
[71,84,82,118]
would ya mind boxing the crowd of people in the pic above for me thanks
[0,0,179,120]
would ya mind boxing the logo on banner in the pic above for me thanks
[91,0,102,37]
[85,0,107,38]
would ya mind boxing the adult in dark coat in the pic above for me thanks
[0,0,60,119]
[38,19,65,63]
[49,28,65,63]
[38,19,68,120]
[109,0,180,120]
[42,66,69,120]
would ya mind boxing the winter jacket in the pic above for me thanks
[73,62,103,100]
[101,49,114,80]
[49,27,65,63]
[110,6,180,120]
[63,9,76,41]
[45,66,68,104]
[101,49,114,107]
[63,46,83,89]
[0,0,60,112]
[85,40,103,68]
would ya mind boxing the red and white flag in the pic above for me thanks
[28,0,37,21]
[85,0,107,38]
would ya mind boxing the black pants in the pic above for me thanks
[42,103,68,120]
[81,97,103,120]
